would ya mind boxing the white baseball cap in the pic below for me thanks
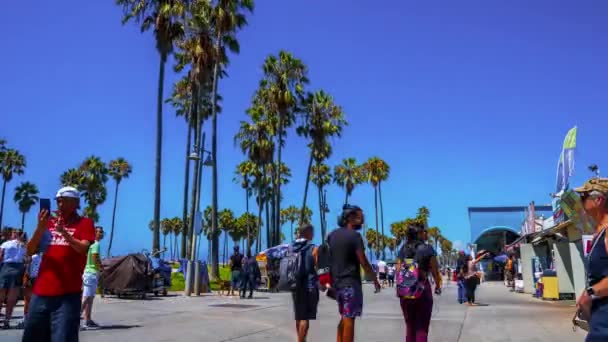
[56,186,80,199]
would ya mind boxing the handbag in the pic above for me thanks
[572,310,590,332]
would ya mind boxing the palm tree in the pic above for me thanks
[168,75,195,259]
[365,229,378,261]
[233,160,255,214]
[259,51,309,247]
[387,237,398,259]
[0,148,26,230]
[235,212,258,254]
[363,157,389,259]
[117,0,185,253]
[171,216,183,260]
[427,227,441,252]
[208,0,254,279]
[106,158,132,257]
[416,206,430,227]
[13,182,39,230]
[218,208,235,264]
[333,158,365,205]
[266,162,291,247]
[281,205,299,241]
[78,156,109,223]
[235,104,275,252]
[297,90,346,224]
[310,163,331,240]
[161,218,172,255]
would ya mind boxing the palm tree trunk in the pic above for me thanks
[245,188,250,254]
[210,56,220,280]
[344,190,349,206]
[163,234,167,253]
[379,181,386,260]
[256,182,263,254]
[374,186,379,260]
[223,231,227,265]
[300,153,314,224]
[265,197,271,249]
[152,55,166,253]
[181,123,193,259]
[107,181,120,257]
[317,185,324,240]
[270,195,276,247]
[290,222,293,242]
[21,212,25,231]
[0,180,7,231]
[275,117,284,248]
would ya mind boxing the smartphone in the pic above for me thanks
[40,198,51,213]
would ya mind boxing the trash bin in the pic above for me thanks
[542,270,558,300]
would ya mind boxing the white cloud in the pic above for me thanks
[453,240,466,251]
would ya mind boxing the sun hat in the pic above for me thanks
[574,178,608,194]
[55,186,80,199]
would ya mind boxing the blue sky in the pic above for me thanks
[1,0,606,258]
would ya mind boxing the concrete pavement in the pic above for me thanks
[1,280,587,341]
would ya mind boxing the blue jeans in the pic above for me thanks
[22,293,81,342]
[457,279,466,303]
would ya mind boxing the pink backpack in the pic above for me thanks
[396,257,425,300]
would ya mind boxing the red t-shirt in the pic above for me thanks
[33,215,95,296]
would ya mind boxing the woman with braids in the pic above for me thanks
[396,223,441,342]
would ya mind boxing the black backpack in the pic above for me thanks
[277,244,311,291]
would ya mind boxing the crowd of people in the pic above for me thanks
[6,178,607,342]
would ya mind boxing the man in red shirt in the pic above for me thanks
[23,186,95,342]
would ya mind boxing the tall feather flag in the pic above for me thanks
[555,126,577,194]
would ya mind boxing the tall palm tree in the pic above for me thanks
[363,157,389,259]
[266,162,291,247]
[13,182,39,230]
[311,163,331,240]
[297,90,346,225]
[333,158,365,205]
[235,105,275,252]
[259,51,308,247]
[0,148,26,230]
[207,0,254,279]
[117,0,185,253]
[168,75,195,259]
[106,158,133,257]
[233,160,255,214]
[365,229,378,260]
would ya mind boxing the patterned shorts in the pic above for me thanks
[337,285,363,318]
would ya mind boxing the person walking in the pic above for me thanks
[397,222,442,342]
[23,186,96,342]
[327,204,380,342]
[377,259,388,288]
[387,263,396,288]
[240,251,260,299]
[290,224,319,342]
[81,227,104,329]
[463,251,488,306]
[455,251,466,304]
[229,246,244,297]
[0,229,27,328]
[574,178,608,341]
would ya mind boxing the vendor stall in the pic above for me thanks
[256,244,289,292]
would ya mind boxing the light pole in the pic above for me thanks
[185,138,214,296]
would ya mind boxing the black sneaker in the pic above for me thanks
[82,320,100,330]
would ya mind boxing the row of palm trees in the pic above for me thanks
[0,141,133,257]
[116,0,254,279]
[386,206,455,262]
